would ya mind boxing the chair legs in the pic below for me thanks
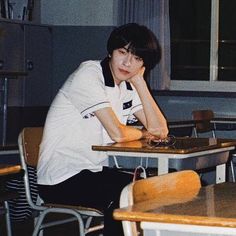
[33,208,85,236]
[4,201,12,236]
[230,160,236,183]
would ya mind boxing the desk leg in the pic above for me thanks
[216,164,226,183]
[157,158,169,175]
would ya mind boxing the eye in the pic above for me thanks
[118,49,127,55]
[134,56,143,62]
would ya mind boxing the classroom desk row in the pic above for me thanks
[93,137,236,235]
[96,121,236,235]
[114,182,236,236]
[168,117,236,130]
[92,137,236,183]
[130,117,236,138]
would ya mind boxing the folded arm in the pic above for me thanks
[94,107,150,143]
[128,69,169,139]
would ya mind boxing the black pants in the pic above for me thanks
[38,167,133,236]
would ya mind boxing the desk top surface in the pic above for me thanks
[0,164,21,176]
[92,137,236,154]
[114,182,236,228]
[130,117,236,128]
[211,117,236,123]
[129,119,201,127]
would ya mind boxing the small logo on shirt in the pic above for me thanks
[83,113,95,119]
[123,100,132,110]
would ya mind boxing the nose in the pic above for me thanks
[123,54,132,66]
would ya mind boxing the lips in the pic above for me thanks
[119,68,130,75]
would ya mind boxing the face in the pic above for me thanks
[109,45,144,84]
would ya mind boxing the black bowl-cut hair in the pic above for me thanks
[107,23,161,73]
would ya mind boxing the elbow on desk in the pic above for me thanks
[109,125,142,143]
[109,132,128,143]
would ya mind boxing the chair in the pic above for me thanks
[192,109,236,182]
[192,109,216,138]
[18,127,104,236]
[230,154,236,183]
[0,190,19,236]
[0,164,22,236]
[119,170,201,236]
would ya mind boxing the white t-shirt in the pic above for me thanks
[37,58,143,185]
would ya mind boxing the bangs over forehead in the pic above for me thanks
[107,23,161,71]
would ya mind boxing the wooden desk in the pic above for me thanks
[129,119,202,137]
[130,117,236,131]
[92,137,236,183]
[211,117,236,131]
[0,164,21,177]
[129,119,200,129]
[212,117,236,124]
[167,119,202,137]
[114,182,236,235]
[168,119,199,129]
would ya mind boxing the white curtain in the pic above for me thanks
[118,0,170,90]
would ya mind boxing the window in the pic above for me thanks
[169,0,236,92]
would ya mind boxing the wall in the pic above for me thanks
[39,0,118,95]
[52,26,114,96]
[40,0,118,26]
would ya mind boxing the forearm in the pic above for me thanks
[95,107,148,143]
[134,81,168,137]
[113,124,146,143]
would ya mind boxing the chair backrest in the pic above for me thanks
[18,127,45,211]
[20,127,44,167]
[192,109,215,136]
[120,170,201,236]
[133,170,201,204]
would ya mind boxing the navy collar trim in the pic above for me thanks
[100,57,133,90]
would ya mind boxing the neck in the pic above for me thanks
[109,61,121,85]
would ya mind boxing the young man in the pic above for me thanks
[37,23,168,235]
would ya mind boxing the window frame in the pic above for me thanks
[170,0,236,92]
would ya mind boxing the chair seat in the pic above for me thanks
[44,203,104,216]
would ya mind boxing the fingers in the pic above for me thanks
[139,67,145,77]
[127,67,146,86]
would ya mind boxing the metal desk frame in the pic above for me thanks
[105,146,233,184]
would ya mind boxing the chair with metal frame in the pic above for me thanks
[231,155,236,182]
[192,109,216,138]
[0,190,19,236]
[0,164,22,236]
[192,109,236,182]
[18,127,104,236]
[119,170,201,236]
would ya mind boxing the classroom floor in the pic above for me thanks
[0,214,104,236]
